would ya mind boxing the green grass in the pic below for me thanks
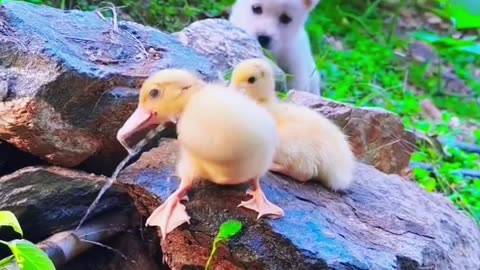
[306,0,480,222]
[2,0,234,31]
[3,0,480,223]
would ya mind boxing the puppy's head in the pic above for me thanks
[230,0,320,54]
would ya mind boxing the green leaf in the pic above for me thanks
[277,92,289,101]
[442,0,480,29]
[2,239,56,270]
[0,211,23,237]
[412,31,476,48]
[205,220,243,270]
[216,220,242,242]
[457,44,480,55]
[474,130,480,144]
[412,31,443,43]
[0,255,15,268]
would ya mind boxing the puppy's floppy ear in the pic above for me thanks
[303,0,320,10]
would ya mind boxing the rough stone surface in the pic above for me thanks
[119,138,480,270]
[286,90,416,176]
[0,2,219,170]
[0,166,132,242]
[173,18,288,92]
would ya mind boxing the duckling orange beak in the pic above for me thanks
[116,107,161,152]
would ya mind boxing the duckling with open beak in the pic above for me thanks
[117,69,284,240]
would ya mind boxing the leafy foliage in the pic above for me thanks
[216,219,242,241]
[0,211,56,270]
[307,0,480,222]
[205,220,243,270]
[2,0,234,32]
[0,211,23,237]
[1,240,56,270]
[437,0,480,29]
[413,31,480,56]
[0,255,13,268]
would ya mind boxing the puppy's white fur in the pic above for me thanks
[229,0,322,95]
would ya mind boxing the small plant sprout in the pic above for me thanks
[0,210,56,270]
[205,220,243,270]
[277,91,289,101]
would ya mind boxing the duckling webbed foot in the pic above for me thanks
[238,178,284,219]
[270,162,311,182]
[145,184,191,240]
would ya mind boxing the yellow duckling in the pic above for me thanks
[230,58,355,191]
[117,69,284,240]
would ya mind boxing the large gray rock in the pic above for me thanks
[118,138,480,270]
[173,18,288,92]
[0,2,219,170]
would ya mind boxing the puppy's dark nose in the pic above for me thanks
[257,35,271,48]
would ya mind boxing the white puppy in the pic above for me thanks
[229,0,322,95]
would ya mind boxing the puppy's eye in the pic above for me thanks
[248,76,256,84]
[149,88,160,98]
[279,13,292,24]
[252,4,262,14]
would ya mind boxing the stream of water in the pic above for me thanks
[75,125,166,231]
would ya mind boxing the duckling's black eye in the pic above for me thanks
[252,4,262,14]
[248,76,256,84]
[149,88,160,98]
[279,13,292,24]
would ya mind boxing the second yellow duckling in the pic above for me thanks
[230,58,355,191]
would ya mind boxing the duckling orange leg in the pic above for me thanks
[145,182,192,240]
[270,163,311,182]
[238,178,285,219]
